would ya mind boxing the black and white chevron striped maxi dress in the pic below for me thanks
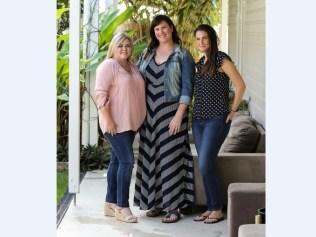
[134,59,195,212]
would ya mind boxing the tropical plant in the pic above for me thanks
[57,1,220,150]
[80,144,111,171]
[121,0,222,58]
[57,6,139,148]
[57,142,112,171]
[57,3,70,146]
[83,7,147,72]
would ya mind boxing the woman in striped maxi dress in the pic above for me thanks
[133,15,195,223]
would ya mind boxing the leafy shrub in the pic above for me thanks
[80,144,111,172]
[57,143,68,162]
[57,144,111,171]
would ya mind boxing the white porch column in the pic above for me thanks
[82,0,99,146]
[69,0,81,194]
[236,0,245,73]
[220,0,229,52]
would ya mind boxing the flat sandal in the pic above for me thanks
[146,208,163,217]
[161,211,181,223]
[194,214,209,221]
[193,211,212,221]
[204,215,224,224]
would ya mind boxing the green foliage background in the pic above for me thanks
[56,0,222,160]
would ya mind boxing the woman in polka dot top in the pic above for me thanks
[192,24,246,224]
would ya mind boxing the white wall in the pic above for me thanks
[228,0,265,127]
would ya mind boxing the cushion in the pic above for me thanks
[238,224,265,237]
[220,114,260,153]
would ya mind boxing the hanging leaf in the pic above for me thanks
[57,93,69,101]
[82,50,107,67]
[99,7,133,48]
[99,8,120,32]
[56,8,69,20]
[57,34,69,44]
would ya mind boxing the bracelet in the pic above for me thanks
[231,109,238,112]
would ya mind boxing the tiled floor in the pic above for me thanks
[57,169,228,237]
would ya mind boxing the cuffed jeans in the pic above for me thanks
[104,130,135,208]
[192,114,231,210]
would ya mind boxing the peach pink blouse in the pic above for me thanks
[95,58,146,133]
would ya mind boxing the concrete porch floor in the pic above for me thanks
[57,168,228,237]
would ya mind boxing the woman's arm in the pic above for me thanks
[95,60,117,135]
[169,103,188,135]
[179,49,195,104]
[169,49,195,135]
[221,58,246,122]
[98,106,117,136]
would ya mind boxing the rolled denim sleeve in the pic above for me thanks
[179,49,195,105]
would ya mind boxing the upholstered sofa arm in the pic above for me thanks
[238,224,265,237]
[191,143,265,206]
[218,153,265,205]
[227,183,265,237]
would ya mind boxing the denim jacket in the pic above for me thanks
[137,44,195,105]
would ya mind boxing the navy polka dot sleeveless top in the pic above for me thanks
[193,51,232,120]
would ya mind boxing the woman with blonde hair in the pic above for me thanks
[95,32,146,223]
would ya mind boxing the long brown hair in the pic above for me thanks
[194,24,219,76]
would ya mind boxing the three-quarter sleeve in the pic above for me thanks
[95,59,115,109]
[179,48,195,105]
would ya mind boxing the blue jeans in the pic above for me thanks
[192,114,231,210]
[104,130,135,208]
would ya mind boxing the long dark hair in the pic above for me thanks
[194,24,219,76]
[145,15,182,58]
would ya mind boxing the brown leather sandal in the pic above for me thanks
[161,211,181,223]
[146,208,163,217]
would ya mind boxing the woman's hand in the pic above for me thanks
[104,119,117,136]
[99,106,117,136]
[169,114,183,135]
[169,103,188,135]
[226,111,236,123]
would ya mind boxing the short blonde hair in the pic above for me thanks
[106,33,133,61]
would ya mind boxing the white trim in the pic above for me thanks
[236,0,246,73]
[68,0,81,194]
